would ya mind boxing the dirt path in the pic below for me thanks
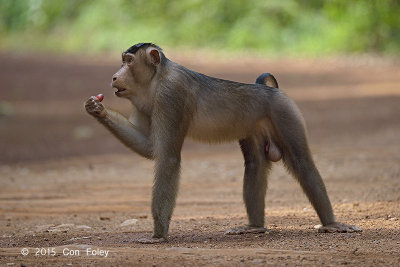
[0,52,399,266]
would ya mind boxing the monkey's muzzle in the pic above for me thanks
[113,87,127,96]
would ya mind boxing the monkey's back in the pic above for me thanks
[186,73,277,142]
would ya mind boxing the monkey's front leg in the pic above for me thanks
[137,151,182,244]
[84,96,153,159]
[137,107,185,244]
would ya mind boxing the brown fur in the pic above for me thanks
[85,44,361,243]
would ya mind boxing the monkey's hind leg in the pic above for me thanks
[225,136,270,235]
[272,104,361,233]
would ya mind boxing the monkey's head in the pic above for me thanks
[111,43,163,98]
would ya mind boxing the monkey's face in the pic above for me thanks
[111,49,160,99]
[111,53,140,98]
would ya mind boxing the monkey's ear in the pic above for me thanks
[147,48,161,66]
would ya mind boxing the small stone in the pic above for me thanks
[120,219,138,227]
[76,225,91,229]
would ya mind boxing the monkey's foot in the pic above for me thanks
[224,225,268,235]
[318,222,362,233]
[137,237,167,244]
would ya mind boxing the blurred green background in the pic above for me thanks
[0,0,399,56]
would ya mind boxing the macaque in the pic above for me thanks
[85,43,361,243]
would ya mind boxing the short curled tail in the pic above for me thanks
[255,73,279,88]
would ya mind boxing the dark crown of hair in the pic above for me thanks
[124,43,161,54]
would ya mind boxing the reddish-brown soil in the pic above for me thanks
[0,52,399,266]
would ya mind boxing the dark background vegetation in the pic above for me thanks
[0,0,399,56]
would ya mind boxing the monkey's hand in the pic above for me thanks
[318,222,362,233]
[85,96,107,118]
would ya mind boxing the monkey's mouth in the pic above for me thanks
[113,87,127,96]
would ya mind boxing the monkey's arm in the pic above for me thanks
[85,96,153,159]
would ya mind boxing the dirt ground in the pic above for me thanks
[0,51,399,266]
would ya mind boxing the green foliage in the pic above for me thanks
[0,0,399,55]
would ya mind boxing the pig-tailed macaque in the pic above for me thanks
[85,43,361,243]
